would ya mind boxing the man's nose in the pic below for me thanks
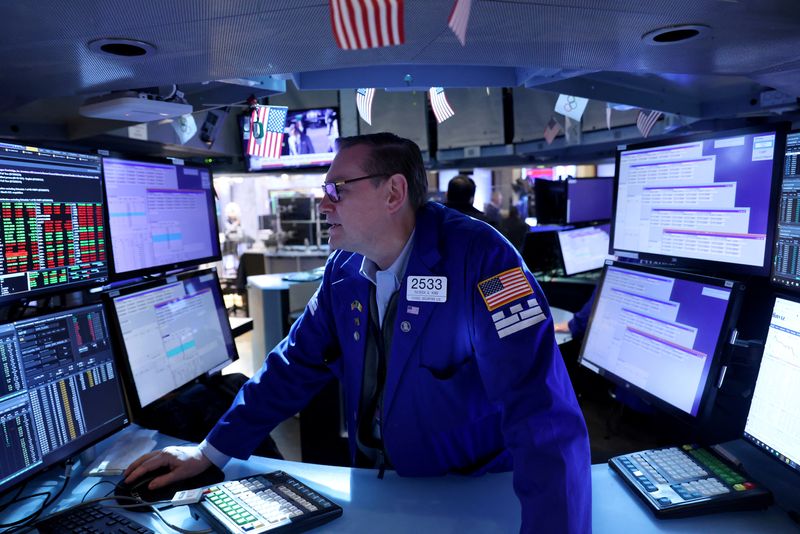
[319,194,334,214]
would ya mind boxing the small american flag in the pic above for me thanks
[248,105,287,158]
[448,0,473,46]
[356,88,375,125]
[330,0,404,50]
[429,87,455,124]
[543,117,562,145]
[478,267,533,311]
[407,305,419,315]
[637,109,662,138]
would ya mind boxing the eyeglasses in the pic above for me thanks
[321,174,387,202]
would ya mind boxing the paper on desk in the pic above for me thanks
[84,428,158,477]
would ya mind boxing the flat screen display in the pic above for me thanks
[110,269,236,409]
[579,262,741,418]
[0,142,107,302]
[566,177,613,223]
[0,303,128,493]
[771,131,800,289]
[558,224,610,275]
[611,124,787,274]
[742,295,800,476]
[102,157,220,276]
[243,107,340,171]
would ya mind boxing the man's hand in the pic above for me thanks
[123,445,212,490]
[554,321,570,333]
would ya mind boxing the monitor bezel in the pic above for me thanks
[609,123,790,276]
[770,130,800,291]
[0,140,109,306]
[741,292,800,478]
[577,260,745,423]
[0,302,130,495]
[104,267,239,420]
[101,154,221,281]
[241,103,341,172]
[565,176,614,224]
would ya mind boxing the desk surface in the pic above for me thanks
[8,427,799,533]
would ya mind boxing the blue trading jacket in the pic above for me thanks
[206,202,591,533]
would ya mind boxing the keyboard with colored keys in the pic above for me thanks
[609,444,772,518]
[192,471,342,533]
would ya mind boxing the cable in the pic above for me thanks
[0,464,72,532]
[151,505,213,534]
[80,480,117,503]
[0,481,29,513]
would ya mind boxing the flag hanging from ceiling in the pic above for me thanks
[543,117,562,145]
[605,103,612,131]
[330,0,405,50]
[356,88,376,125]
[248,105,288,158]
[448,0,473,46]
[429,87,455,123]
[636,109,663,138]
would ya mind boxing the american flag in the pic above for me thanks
[478,267,533,311]
[248,105,287,158]
[329,0,404,50]
[429,87,455,123]
[448,0,473,46]
[637,109,663,138]
[543,116,562,145]
[356,88,375,125]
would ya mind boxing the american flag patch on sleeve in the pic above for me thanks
[478,267,533,311]
[491,297,545,338]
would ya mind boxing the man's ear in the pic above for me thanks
[385,173,408,214]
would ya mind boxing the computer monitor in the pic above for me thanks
[0,142,107,303]
[566,177,613,224]
[771,131,800,289]
[0,303,128,494]
[521,227,565,273]
[742,295,800,475]
[102,157,221,277]
[611,124,788,275]
[557,224,610,276]
[108,268,237,412]
[533,179,567,224]
[578,262,744,419]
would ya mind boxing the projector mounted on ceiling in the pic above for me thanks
[79,91,192,122]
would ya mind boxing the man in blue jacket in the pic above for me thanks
[125,133,592,533]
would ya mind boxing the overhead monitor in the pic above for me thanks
[242,107,340,171]
[771,131,800,289]
[108,268,237,412]
[578,262,743,419]
[611,124,788,275]
[557,224,610,276]
[102,157,220,277]
[0,303,128,493]
[743,295,800,474]
[0,142,107,303]
[566,177,613,224]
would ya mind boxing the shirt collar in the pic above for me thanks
[359,229,416,288]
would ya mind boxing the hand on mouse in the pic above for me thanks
[123,445,212,490]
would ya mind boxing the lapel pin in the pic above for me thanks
[400,321,411,333]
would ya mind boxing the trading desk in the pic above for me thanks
[6,427,798,533]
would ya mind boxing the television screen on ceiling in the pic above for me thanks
[242,107,340,171]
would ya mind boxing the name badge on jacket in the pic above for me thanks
[406,276,447,303]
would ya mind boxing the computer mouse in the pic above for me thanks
[115,464,225,512]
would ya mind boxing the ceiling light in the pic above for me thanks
[642,24,710,46]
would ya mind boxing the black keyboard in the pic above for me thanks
[610,444,773,518]
[36,502,154,533]
[192,471,343,533]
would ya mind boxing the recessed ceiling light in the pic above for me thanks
[88,38,157,57]
[642,24,711,46]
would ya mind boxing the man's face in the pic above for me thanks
[319,145,389,257]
